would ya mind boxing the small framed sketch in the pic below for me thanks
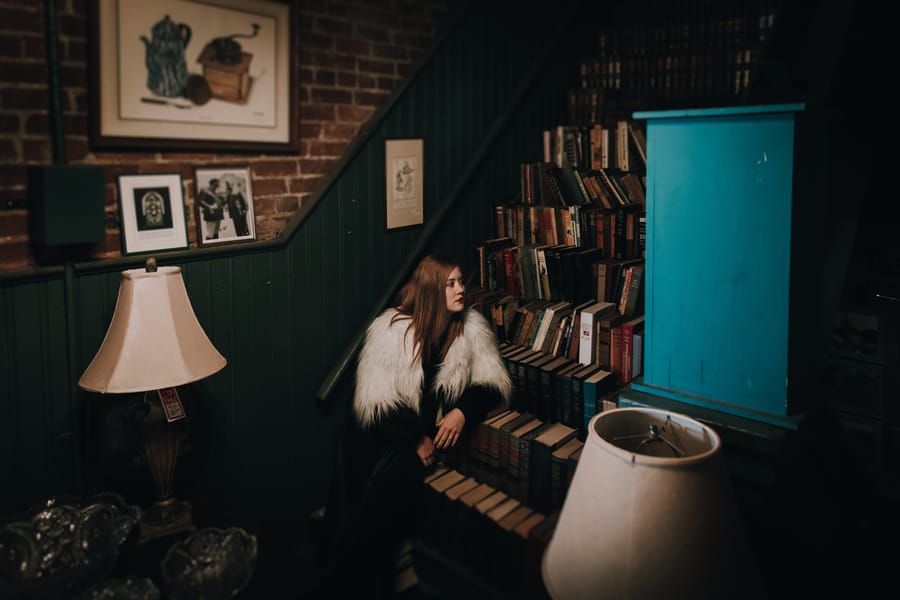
[194,165,257,246]
[384,138,424,230]
[116,172,189,255]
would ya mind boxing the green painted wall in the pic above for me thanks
[0,2,591,531]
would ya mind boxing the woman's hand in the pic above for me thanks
[417,436,435,467]
[434,408,466,450]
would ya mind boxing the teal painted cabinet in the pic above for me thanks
[624,104,806,428]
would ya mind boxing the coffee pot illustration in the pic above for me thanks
[140,15,192,98]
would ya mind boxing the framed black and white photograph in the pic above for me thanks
[384,138,424,230]
[117,173,189,255]
[90,0,297,152]
[194,165,257,246]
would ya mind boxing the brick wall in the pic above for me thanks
[0,0,463,270]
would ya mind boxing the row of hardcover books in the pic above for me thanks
[520,161,645,210]
[491,203,644,271]
[496,295,644,367]
[477,241,642,305]
[567,9,778,123]
[473,241,644,316]
[542,120,646,174]
[454,407,583,514]
[496,336,634,434]
[417,464,561,597]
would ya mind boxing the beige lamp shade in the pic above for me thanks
[542,407,762,600]
[79,266,227,393]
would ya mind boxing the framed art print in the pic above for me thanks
[90,0,297,152]
[194,165,257,246]
[384,138,424,230]
[116,173,189,255]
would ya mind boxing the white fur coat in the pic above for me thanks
[353,308,512,428]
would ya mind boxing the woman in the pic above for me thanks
[318,254,512,598]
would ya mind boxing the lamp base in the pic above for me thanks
[139,498,195,543]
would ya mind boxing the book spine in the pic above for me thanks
[550,453,567,509]
[529,441,551,512]
[582,376,597,436]
[623,264,644,316]
[517,435,534,502]
[622,322,634,383]
[610,324,624,383]
[618,265,634,314]
[538,367,556,422]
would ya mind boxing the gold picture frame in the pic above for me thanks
[90,0,297,152]
[384,138,425,230]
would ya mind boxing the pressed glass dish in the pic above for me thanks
[160,526,258,600]
[0,492,140,600]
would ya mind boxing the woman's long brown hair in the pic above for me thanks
[393,254,465,365]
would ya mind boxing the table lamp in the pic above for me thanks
[79,258,226,541]
[542,407,763,599]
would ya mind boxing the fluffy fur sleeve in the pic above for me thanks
[435,309,512,407]
[352,309,423,428]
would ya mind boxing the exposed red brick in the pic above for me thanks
[299,158,334,176]
[3,186,26,209]
[0,61,47,84]
[300,32,333,51]
[0,36,23,59]
[0,238,30,264]
[377,76,399,91]
[275,194,302,212]
[306,51,355,70]
[0,165,27,185]
[335,38,370,56]
[65,138,89,160]
[253,195,275,213]
[315,70,337,86]
[289,177,324,194]
[372,44,407,61]
[22,139,50,162]
[66,39,85,62]
[59,64,87,88]
[0,211,27,236]
[336,105,374,122]
[301,104,338,121]
[251,161,300,177]
[322,123,357,140]
[0,139,19,161]
[252,179,288,196]
[25,114,49,134]
[310,87,353,104]
[0,114,20,133]
[316,17,353,37]
[308,140,347,157]
[23,37,47,60]
[337,72,357,87]
[2,88,50,110]
[354,90,391,106]
[0,7,43,33]
[357,58,394,76]
[355,26,390,44]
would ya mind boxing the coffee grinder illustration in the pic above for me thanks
[196,23,260,104]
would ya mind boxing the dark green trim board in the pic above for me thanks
[0,1,593,528]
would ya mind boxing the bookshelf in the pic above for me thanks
[419,4,796,597]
